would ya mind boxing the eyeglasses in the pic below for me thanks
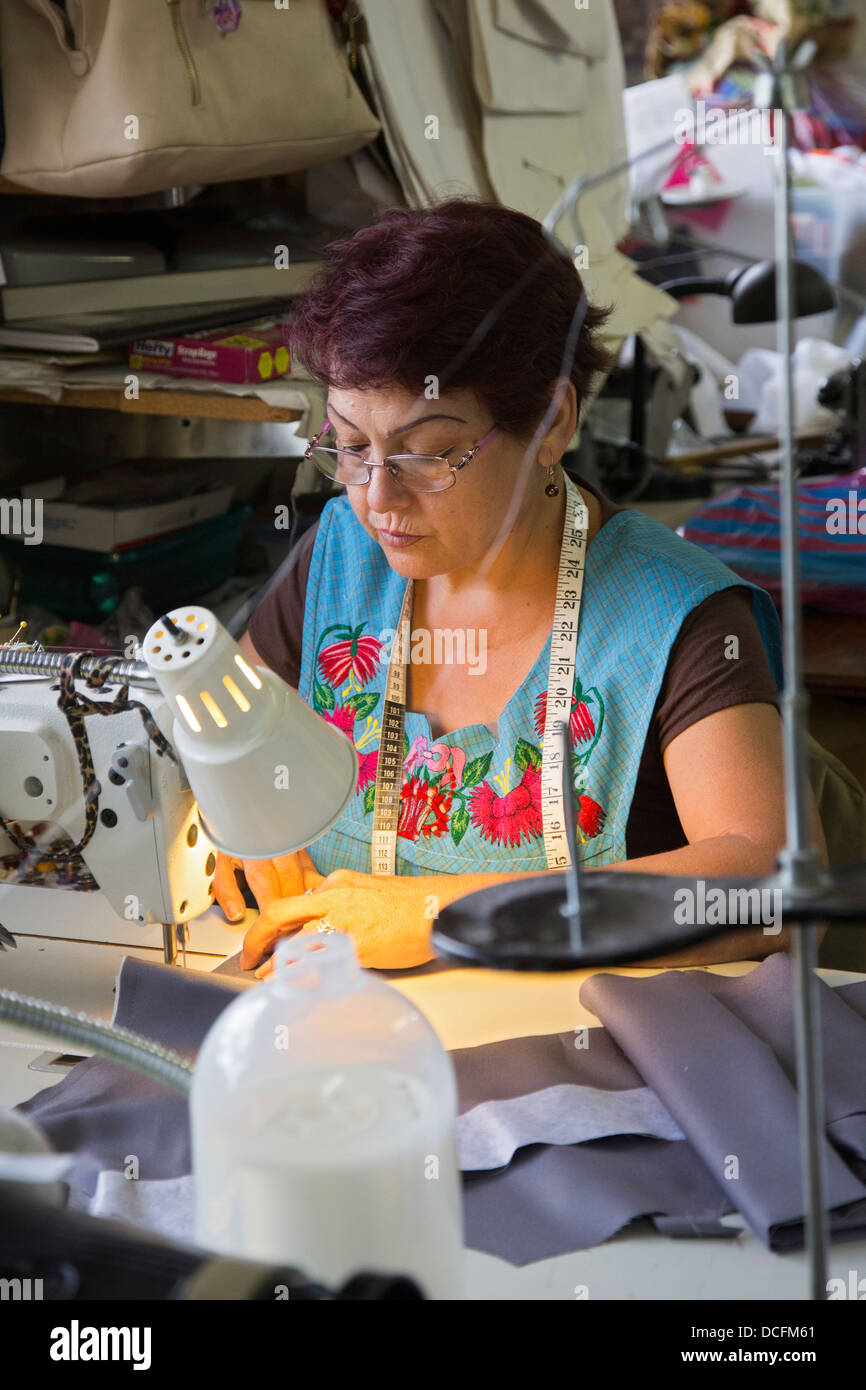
[304,418,501,494]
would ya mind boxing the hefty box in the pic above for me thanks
[130,322,291,384]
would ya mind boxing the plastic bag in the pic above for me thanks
[734,340,853,433]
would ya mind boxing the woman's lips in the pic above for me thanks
[378,529,424,548]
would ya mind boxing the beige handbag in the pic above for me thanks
[0,0,380,197]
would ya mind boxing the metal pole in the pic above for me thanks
[560,721,583,950]
[792,924,830,1298]
[760,47,829,1299]
[772,99,820,883]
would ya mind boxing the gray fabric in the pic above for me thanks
[462,1136,734,1261]
[453,1026,644,1107]
[17,952,866,1267]
[579,956,866,1251]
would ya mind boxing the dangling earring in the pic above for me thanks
[545,463,560,498]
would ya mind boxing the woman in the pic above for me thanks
[213,199,827,972]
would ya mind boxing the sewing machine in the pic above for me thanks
[0,660,216,964]
[0,610,357,967]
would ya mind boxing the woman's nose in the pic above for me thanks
[365,458,409,512]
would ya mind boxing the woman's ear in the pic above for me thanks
[543,376,579,461]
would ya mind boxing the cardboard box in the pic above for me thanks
[10,484,236,552]
[129,321,291,383]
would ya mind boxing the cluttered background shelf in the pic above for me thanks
[0,385,306,424]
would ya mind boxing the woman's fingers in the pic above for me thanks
[239,890,340,971]
[211,853,245,923]
[245,850,323,909]
[242,856,293,911]
[295,848,319,878]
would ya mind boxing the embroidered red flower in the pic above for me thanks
[318,633,383,687]
[397,772,454,841]
[321,704,356,736]
[357,749,378,791]
[578,795,605,837]
[469,765,543,848]
[534,692,595,745]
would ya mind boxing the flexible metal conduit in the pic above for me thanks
[0,988,193,1096]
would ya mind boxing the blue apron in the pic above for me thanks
[297,492,783,876]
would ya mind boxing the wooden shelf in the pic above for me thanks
[0,385,306,423]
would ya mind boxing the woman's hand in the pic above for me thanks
[212,848,323,922]
[239,868,439,975]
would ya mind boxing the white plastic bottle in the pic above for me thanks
[191,933,464,1299]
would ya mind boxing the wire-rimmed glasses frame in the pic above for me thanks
[304,417,501,494]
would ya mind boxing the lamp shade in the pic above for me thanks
[725,259,836,324]
[142,607,358,860]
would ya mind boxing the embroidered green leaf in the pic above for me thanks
[313,680,335,712]
[344,691,380,719]
[514,738,542,771]
[403,730,410,758]
[362,782,376,816]
[461,750,493,788]
[450,802,470,846]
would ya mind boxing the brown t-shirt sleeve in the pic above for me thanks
[246,521,318,688]
[625,585,781,859]
[587,479,781,857]
[654,585,781,753]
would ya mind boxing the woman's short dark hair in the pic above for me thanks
[285,198,613,438]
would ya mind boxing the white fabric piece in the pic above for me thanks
[69,1170,197,1245]
[623,75,693,203]
[458,1082,685,1171]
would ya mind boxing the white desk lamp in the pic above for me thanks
[140,606,357,860]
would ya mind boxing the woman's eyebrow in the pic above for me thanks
[326,403,468,435]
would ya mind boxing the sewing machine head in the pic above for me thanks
[0,610,359,965]
[0,649,217,963]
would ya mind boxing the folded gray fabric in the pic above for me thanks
[579,955,866,1251]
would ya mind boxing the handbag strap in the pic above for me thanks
[25,0,90,75]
